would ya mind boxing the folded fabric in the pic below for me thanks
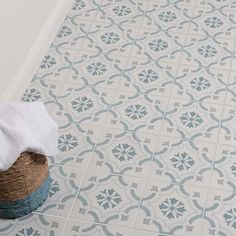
[0,102,58,171]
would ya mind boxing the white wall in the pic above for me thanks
[0,0,72,101]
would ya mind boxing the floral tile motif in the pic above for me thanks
[48,120,101,169]
[148,136,217,188]
[201,189,236,236]
[170,65,230,105]
[35,165,84,217]
[21,80,64,113]
[117,57,174,97]
[69,170,146,228]
[33,47,79,82]
[13,0,236,234]
[103,90,169,135]
[161,97,223,143]
[50,83,116,125]
[0,214,65,236]
[63,219,131,236]
[87,127,159,177]
[135,178,208,235]
[60,50,128,87]
[187,7,236,40]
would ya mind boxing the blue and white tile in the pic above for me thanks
[170,65,229,105]
[21,80,64,114]
[35,165,84,217]
[135,178,208,235]
[218,105,236,146]
[188,7,236,40]
[148,136,217,188]
[146,3,195,35]
[86,127,159,178]
[69,170,146,228]
[117,57,174,97]
[210,144,236,193]
[161,97,223,143]
[0,214,65,236]
[48,120,101,169]
[34,47,79,82]
[201,188,236,236]
[63,219,131,236]
[104,90,169,134]
[67,0,103,23]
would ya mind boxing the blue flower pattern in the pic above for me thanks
[71,96,93,112]
[87,62,107,76]
[112,144,137,162]
[159,11,177,23]
[138,69,159,83]
[223,208,236,229]
[22,88,41,102]
[57,26,72,38]
[180,111,203,128]
[171,152,195,171]
[204,17,223,28]
[190,76,211,91]
[125,104,147,120]
[16,227,40,236]
[40,55,56,69]
[113,5,131,16]
[96,188,122,209]
[159,198,186,219]
[101,32,120,45]
[58,134,78,152]
[149,39,168,52]
[198,45,217,58]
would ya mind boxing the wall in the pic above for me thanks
[0,0,72,101]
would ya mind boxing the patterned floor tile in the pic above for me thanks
[135,178,207,235]
[0,213,65,236]
[201,189,236,236]
[103,90,169,135]
[60,49,129,88]
[117,58,174,98]
[21,80,64,114]
[69,170,146,228]
[148,136,217,187]
[187,7,236,40]
[63,219,131,236]
[34,165,84,217]
[50,84,116,124]
[161,97,223,143]
[86,127,159,178]
[179,67,229,104]
[48,120,101,169]
[33,46,79,82]
[209,144,236,193]
[218,105,236,146]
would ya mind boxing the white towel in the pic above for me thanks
[0,102,58,171]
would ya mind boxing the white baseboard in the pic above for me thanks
[2,0,73,101]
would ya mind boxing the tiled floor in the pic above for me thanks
[2,0,236,235]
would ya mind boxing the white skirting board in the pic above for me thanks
[1,0,73,101]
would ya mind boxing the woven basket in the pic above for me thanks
[0,152,51,219]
